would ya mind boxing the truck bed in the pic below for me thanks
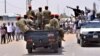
[24,30,59,46]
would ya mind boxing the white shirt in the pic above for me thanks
[15,26,21,33]
[65,22,68,28]
[6,25,13,32]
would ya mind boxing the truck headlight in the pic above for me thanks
[81,32,88,35]
[83,36,86,39]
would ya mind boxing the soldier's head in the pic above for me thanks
[16,16,21,21]
[24,15,28,19]
[55,14,59,19]
[39,7,42,12]
[76,6,79,9]
[51,14,55,19]
[45,6,48,10]
[28,6,32,10]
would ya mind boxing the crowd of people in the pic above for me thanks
[1,5,99,44]
[16,5,65,41]
[0,22,23,44]
[0,5,65,44]
[65,5,100,34]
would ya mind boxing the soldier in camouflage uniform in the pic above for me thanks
[45,14,65,41]
[26,6,36,21]
[16,15,34,33]
[16,16,29,33]
[36,7,43,29]
[43,6,51,28]
[49,17,60,29]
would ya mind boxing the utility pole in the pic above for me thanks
[57,4,60,14]
[4,0,7,13]
[26,0,28,12]
[93,2,96,13]
[26,0,32,11]
[46,0,48,6]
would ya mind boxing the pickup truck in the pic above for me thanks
[76,20,100,47]
[24,30,62,53]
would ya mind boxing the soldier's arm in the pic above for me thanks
[31,10,36,18]
[26,11,28,16]
[49,11,51,15]
[42,11,45,19]
[56,19,60,28]
[35,13,38,19]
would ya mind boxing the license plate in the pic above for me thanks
[93,35,98,38]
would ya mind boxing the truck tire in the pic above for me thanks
[58,41,62,48]
[77,39,80,44]
[80,39,85,47]
[27,48,32,54]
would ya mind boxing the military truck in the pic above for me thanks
[24,29,62,53]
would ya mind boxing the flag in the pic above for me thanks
[85,7,91,14]
[93,2,96,13]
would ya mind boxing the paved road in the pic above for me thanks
[0,33,100,56]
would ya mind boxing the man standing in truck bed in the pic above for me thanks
[36,7,43,29]
[43,6,51,28]
[26,6,36,21]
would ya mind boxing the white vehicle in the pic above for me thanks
[77,20,100,47]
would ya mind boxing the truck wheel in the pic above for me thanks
[80,39,85,47]
[58,41,62,48]
[28,48,32,54]
[77,39,80,44]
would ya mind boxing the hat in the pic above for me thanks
[16,16,21,20]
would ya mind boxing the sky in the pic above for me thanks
[0,0,100,16]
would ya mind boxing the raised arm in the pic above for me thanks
[66,6,74,9]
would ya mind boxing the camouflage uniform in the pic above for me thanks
[43,10,51,24]
[36,12,43,29]
[16,19,29,33]
[26,10,36,20]
[50,18,65,41]
[26,19,35,30]
[49,18,60,29]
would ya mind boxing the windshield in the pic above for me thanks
[81,22,100,28]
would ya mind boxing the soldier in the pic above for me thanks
[26,6,36,21]
[36,7,43,29]
[16,15,35,33]
[16,16,28,33]
[43,6,51,26]
[26,15,35,30]
[45,14,54,30]
[50,15,65,41]
[55,15,65,41]
[49,15,60,29]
